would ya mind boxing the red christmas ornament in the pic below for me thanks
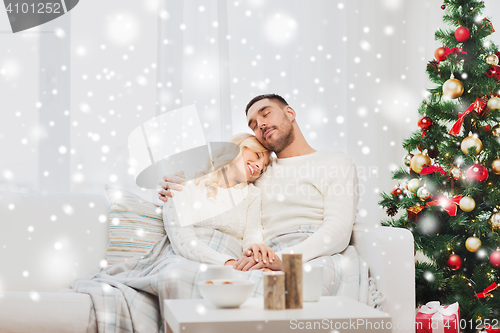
[466,164,489,183]
[391,188,404,197]
[490,251,500,268]
[441,5,446,10]
[447,254,463,270]
[434,47,446,61]
[455,26,470,42]
[418,117,433,131]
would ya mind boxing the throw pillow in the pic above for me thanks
[104,185,165,265]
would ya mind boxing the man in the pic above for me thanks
[159,94,359,272]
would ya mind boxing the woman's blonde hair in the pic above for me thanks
[194,133,271,199]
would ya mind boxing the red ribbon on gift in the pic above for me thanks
[448,98,487,135]
[426,195,463,216]
[475,282,498,299]
[485,325,500,333]
[421,165,446,175]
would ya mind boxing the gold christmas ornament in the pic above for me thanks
[486,54,500,66]
[410,153,431,174]
[487,96,500,110]
[490,213,500,228]
[408,178,422,192]
[492,159,500,175]
[459,196,476,212]
[492,124,500,138]
[461,134,483,155]
[417,187,431,199]
[465,236,481,252]
[442,77,464,99]
[450,167,462,180]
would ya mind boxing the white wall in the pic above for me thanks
[1,0,500,224]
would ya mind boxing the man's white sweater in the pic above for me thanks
[254,149,359,262]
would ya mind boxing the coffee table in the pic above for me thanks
[164,296,392,333]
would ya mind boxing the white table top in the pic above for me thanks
[164,296,391,333]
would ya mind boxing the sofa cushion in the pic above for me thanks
[0,291,91,333]
[104,185,165,266]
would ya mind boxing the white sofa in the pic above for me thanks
[0,191,416,333]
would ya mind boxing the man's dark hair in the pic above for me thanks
[245,94,289,115]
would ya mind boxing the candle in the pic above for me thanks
[282,253,303,309]
[302,264,323,302]
[263,271,285,310]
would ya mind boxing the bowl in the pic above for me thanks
[197,279,255,308]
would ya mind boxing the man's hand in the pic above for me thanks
[234,254,282,271]
[224,259,237,268]
[243,243,276,264]
[234,256,258,271]
[158,171,186,202]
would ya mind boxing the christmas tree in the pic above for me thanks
[379,0,500,331]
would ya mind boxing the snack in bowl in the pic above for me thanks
[197,279,255,308]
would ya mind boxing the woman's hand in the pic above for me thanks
[234,254,282,271]
[249,255,282,271]
[243,243,275,264]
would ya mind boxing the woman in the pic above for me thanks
[164,132,275,267]
[67,133,275,333]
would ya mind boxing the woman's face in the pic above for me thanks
[230,147,270,183]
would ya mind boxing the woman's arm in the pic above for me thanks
[241,185,264,250]
[163,199,235,265]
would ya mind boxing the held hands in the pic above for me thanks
[233,243,282,271]
[158,171,186,202]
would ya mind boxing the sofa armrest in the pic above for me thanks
[351,223,415,333]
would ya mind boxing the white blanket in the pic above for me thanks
[62,224,378,333]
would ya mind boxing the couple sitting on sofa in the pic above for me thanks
[67,94,364,333]
[159,93,359,270]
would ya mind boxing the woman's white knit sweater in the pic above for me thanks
[163,180,263,265]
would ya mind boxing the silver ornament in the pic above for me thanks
[491,213,500,228]
[451,167,462,180]
[417,187,431,199]
[403,154,413,167]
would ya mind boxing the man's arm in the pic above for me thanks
[275,156,359,262]
[158,171,186,202]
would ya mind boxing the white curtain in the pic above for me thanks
[1,0,500,223]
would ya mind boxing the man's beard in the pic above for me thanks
[265,118,295,154]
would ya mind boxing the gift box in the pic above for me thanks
[416,301,460,333]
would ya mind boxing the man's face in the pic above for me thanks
[246,99,295,153]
